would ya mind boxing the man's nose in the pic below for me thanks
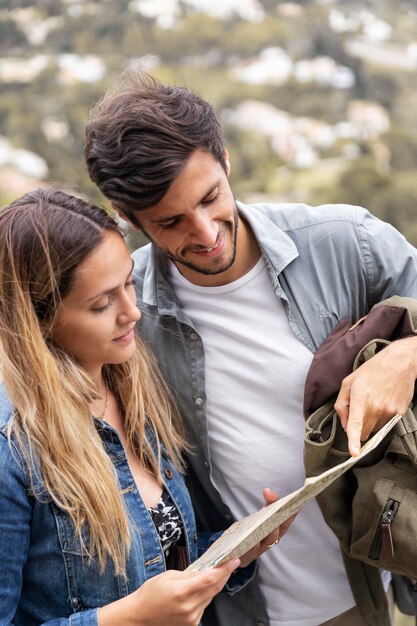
[188,211,218,247]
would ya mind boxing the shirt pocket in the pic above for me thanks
[52,503,129,612]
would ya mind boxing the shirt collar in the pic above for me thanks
[141,201,299,314]
[237,201,298,274]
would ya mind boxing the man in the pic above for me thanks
[85,72,417,626]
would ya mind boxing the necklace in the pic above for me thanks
[96,385,109,420]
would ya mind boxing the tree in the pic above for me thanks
[383,129,417,172]
[0,20,27,52]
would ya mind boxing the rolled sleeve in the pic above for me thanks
[67,608,100,625]
[39,609,100,625]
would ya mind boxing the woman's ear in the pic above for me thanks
[224,149,231,177]
[110,202,142,231]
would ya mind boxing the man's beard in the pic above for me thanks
[144,204,239,277]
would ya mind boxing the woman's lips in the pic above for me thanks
[113,327,135,343]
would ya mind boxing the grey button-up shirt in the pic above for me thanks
[133,201,417,626]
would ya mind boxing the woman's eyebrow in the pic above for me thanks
[83,260,135,303]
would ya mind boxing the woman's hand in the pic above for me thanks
[98,557,240,626]
[238,488,297,568]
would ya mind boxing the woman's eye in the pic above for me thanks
[92,299,113,313]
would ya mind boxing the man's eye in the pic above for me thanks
[202,193,218,205]
[160,221,178,230]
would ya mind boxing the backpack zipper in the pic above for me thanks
[369,498,399,560]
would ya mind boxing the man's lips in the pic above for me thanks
[188,231,225,258]
[113,327,135,342]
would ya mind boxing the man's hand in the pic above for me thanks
[238,488,297,567]
[334,336,417,456]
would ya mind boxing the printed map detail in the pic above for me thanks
[187,414,402,571]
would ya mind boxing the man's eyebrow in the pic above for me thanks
[84,259,134,303]
[148,182,220,225]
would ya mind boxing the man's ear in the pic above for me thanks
[110,202,142,231]
[224,149,231,177]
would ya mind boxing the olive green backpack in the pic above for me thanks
[303,296,417,626]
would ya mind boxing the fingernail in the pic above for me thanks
[352,445,360,456]
[230,558,240,569]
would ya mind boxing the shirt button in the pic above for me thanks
[203,460,209,468]
[190,332,198,341]
[195,397,203,406]
[164,468,173,479]
[194,531,198,543]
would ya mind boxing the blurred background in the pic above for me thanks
[0,1,417,623]
[1,0,417,246]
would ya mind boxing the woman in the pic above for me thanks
[0,189,283,626]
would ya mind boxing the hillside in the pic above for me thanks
[1,0,417,242]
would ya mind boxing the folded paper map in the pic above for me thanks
[186,414,402,571]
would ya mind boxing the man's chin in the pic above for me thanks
[172,254,236,277]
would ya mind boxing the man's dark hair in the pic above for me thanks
[85,71,226,215]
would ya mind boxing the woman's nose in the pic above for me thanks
[118,294,141,325]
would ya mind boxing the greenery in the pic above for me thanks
[1,0,417,244]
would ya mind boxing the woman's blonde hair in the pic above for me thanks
[0,188,186,575]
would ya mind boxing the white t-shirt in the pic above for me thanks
[169,257,356,626]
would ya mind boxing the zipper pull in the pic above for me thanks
[381,509,395,560]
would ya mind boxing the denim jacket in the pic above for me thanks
[132,201,417,626]
[0,389,198,626]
